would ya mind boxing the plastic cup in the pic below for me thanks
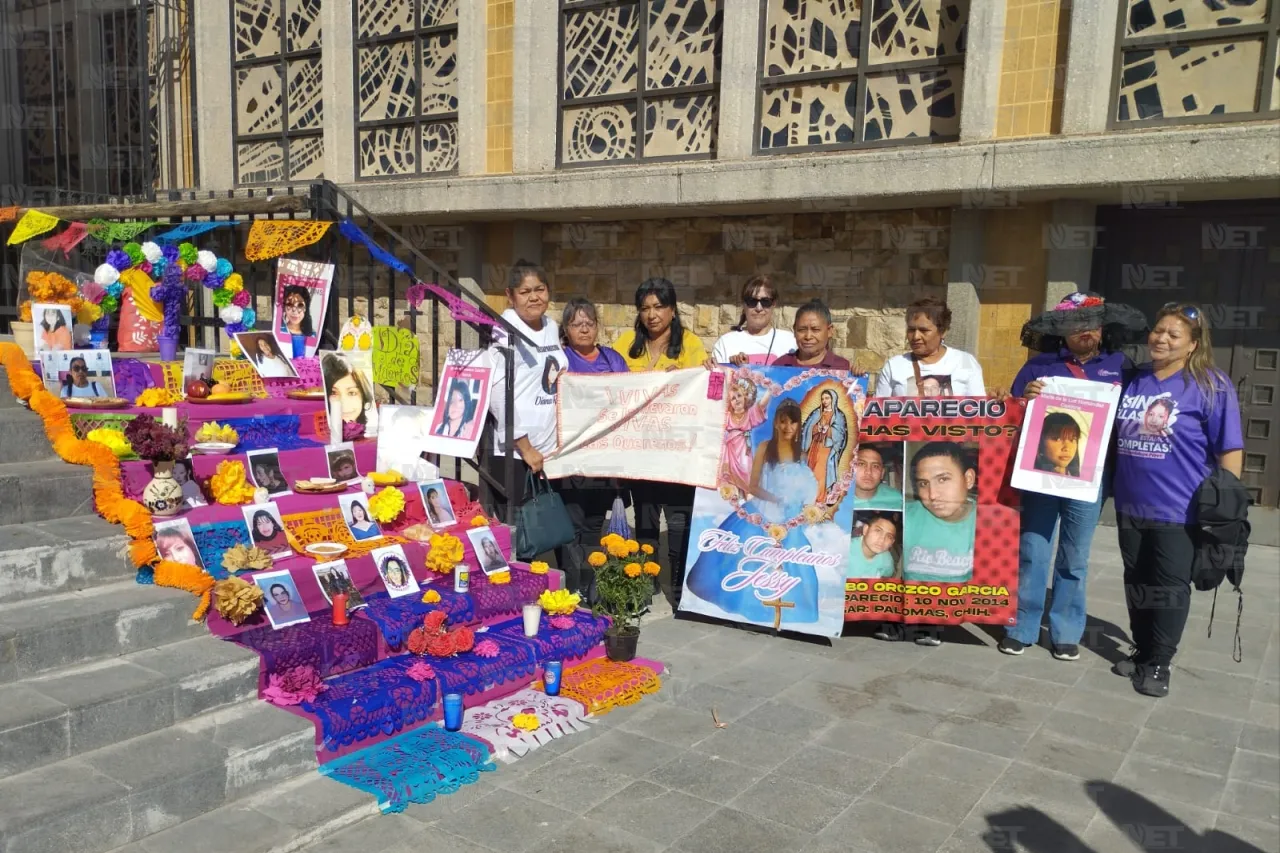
[522,604,542,637]
[291,334,306,358]
[443,693,463,731]
[543,660,562,697]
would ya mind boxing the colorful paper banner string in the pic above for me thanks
[86,219,159,243]
[338,219,413,276]
[243,219,332,261]
[152,220,237,242]
[459,688,593,763]
[41,221,90,256]
[6,209,61,245]
[0,205,19,223]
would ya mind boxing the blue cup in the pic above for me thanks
[443,693,463,731]
[543,660,563,697]
[291,334,306,358]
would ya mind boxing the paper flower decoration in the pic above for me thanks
[133,387,180,407]
[213,576,264,625]
[210,460,258,505]
[529,561,550,575]
[421,589,442,604]
[368,487,406,524]
[262,666,325,706]
[489,571,511,585]
[94,263,121,286]
[549,615,575,631]
[195,421,239,445]
[473,639,500,658]
[425,532,464,573]
[538,589,581,616]
[406,661,437,682]
[470,515,489,528]
[85,428,132,458]
[405,611,475,657]
[406,283,427,308]
[511,713,540,732]
[140,241,163,263]
[221,543,273,574]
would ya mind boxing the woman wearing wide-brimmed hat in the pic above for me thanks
[998,292,1146,661]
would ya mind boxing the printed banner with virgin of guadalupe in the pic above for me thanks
[679,367,869,638]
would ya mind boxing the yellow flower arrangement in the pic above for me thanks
[766,523,787,543]
[489,570,511,585]
[134,387,180,407]
[643,561,661,577]
[600,533,623,548]
[368,486,406,524]
[538,589,582,615]
[229,340,243,358]
[587,551,607,568]
[641,544,654,555]
[529,561,549,575]
[421,589,442,604]
[470,515,489,527]
[606,539,631,559]
[425,532,464,573]
[195,421,239,445]
[511,713,540,732]
[85,428,132,458]
[624,539,640,554]
[623,562,642,578]
[76,301,103,326]
[210,460,258,505]
[222,273,244,294]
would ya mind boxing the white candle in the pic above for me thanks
[522,604,543,637]
[161,407,178,430]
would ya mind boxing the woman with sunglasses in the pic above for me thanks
[1111,303,1242,698]
[711,275,796,367]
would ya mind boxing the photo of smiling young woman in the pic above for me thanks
[902,441,978,584]
[1033,410,1087,478]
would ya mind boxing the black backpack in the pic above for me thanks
[1191,468,1251,662]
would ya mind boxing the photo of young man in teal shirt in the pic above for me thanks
[903,442,977,583]
[848,512,900,579]
[852,444,904,511]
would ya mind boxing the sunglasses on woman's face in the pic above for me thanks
[1162,303,1201,326]
[744,297,775,309]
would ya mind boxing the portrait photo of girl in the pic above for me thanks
[271,259,333,358]
[242,503,292,559]
[465,527,509,575]
[326,443,360,483]
[34,303,73,353]
[371,544,420,598]
[323,351,379,439]
[1033,410,1085,478]
[339,493,382,542]
[235,331,299,380]
[419,480,457,529]
[153,518,204,569]
[173,458,207,507]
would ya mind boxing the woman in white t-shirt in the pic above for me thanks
[874,297,985,398]
[710,275,797,367]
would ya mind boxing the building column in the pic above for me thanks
[457,0,487,176]
[716,0,762,160]
[321,0,356,184]
[1043,200,1098,307]
[958,0,1006,142]
[946,208,986,356]
[192,0,234,190]
[512,0,558,172]
[1060,0,1121,134]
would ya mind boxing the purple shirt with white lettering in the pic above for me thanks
[1113,366,1243,524]
[564,345,628,374]
[1011,349,1132,396]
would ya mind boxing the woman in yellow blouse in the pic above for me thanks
[613,278,711,609]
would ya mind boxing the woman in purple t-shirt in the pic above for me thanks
[1112,303,1243,698]
[555,298,628,601]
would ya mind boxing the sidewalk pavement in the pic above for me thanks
[300,534,1280,853]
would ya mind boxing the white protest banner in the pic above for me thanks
[543,368,727,488]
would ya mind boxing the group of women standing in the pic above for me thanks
[478,260,1244,700]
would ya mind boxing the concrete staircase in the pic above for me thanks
[0,368,377,853]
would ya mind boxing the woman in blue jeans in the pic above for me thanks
[997,293,1145,660]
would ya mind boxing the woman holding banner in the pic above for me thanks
[998,293,1143,662]
[613,278,712,608]
[710,275,796,366]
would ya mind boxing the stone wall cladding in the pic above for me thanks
[539,209,951,372]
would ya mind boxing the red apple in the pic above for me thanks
[186,379,210,399]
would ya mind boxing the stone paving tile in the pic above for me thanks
[644,751,761,805]
[863,764,989,824]
[1130,728,1235,777]
[1015,730,1127,782]
[774,744,892,797]
[728,772,852,834]
[691,725,807,771]
[1230,748,1280,788]
[559,728,684,778]
[1213,813,1280,852]
[1219,779,1280,824]
[804,801,954,853]
[616,703,721,749]
[733,698,838,742]
[584,780,718,847]
[1053,684,1155,727]
[1114,755,1228,812]
[1145,704,1246,748]
[812,719,921,764]
[978,670,1073,707]
[523,815,664,853]
[435,790,577,853]
[672,806,812,853]
[927,713,1038,759]
[895,740,1011,785]
[1037,709,1142,752]
[652,680,767,723]
[501,756,636,815]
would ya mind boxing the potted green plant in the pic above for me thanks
[588,534,660,662]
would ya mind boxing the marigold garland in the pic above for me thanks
[425,532,464,573]
[528,561,549,575]
[368,486,406,524]
[470,515,489,527]
[0,343,214,619]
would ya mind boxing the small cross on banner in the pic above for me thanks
[760,598,795,632]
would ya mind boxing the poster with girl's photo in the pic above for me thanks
[325,442,361,484]
[419,479,457,530]
[234,330,299,380]
[246,449,290,496]
[682,367,868,638]
[848,511,902,580]
[371,544,420,598]
[466,526,510,575]
[422,351,492,460]
[312,560,366,610]
[253,569,310,629]
[321,351,379,446]
[338,493,382,542]
[377,405,438,482]
[242,502,292,559]
[33,303,74,354]
[40,349,115,399]
[183,348,217,388]
[153,518,205,569]
[903,441,978,584]
[1011,376,1121,503]
[271,259,333,359]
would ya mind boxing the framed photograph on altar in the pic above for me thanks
[32,303,74,354]
[377,405,438,482]
[418,479,457,530]
[338,493,382,542]
[173,458,207,507]
[253,569,310,629]
[903,441,978,585]
[243,502,292,560]
[312,559,366,610]
[422,352,491,460]
[234,331,298,380]
[466,526,509,576]
[371,544,420,598]
[246,448,290,496]
[41,349,115,399]
[183,348,216,388]
[271,258,333,359]
[1011,376,1121,504]
[848,511,902,580]
[153,517,205,570]
[325,442,361,484]
[321,351,379,445]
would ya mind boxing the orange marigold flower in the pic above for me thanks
[623,562,642,578]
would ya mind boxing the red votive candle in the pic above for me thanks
[332,592,349,626]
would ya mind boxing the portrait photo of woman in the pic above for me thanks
[246,449,289,496]
[242,504,291,559]
[278,284,315,339]
[1138,397,1176,438]
[235,331,298,379]
[153,519,204,569]
[419,481,457,529]
[34,304,73,353]
[253,569,310,628]
[371,545,420,598]
[323,351,378,436]
[339,494,382,542]
[1034,411,1085,478]
[59,355,112,398]
[466,527,509,575]
[173,458,207,507]
[434,379,477,440]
